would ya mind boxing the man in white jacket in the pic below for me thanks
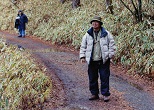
[80,16,116,102]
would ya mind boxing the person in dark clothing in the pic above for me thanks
[15,10,28,38]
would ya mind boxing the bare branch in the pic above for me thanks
[119,0,134,15]
[72,0,80,9]
[130,0,138,12]
[105,0,114,14]
[10,0,19,8]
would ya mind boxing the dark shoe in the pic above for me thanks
[17,35,22,37]
[89,95,99,100]
[103,96,109,102]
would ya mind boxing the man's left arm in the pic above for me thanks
[24,15,28,23]
[107,31,116,59]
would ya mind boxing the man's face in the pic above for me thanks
[19,12,22,15]
[92,21,101,30]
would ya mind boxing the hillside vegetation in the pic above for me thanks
[0,0,153,77]
[0,38,52,109]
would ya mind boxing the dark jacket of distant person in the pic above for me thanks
[18,11,28,30]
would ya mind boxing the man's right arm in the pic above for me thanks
[79,33,87,63]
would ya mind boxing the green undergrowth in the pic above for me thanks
[0,38,52,110]
[0,0,153,76]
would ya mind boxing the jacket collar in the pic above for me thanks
[87,27,108,38]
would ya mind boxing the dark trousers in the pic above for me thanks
[88,59,110,96]
[18,28,25,37]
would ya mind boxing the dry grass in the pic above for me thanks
[0,38,52,110]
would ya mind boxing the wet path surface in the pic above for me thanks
[0,31,154,110]
[110,74,154,110]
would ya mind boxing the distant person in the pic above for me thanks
[79,16,116,102]
[15,10,28,38]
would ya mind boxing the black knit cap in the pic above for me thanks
[18,10,23,13]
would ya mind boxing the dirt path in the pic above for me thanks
[0,31,154,110]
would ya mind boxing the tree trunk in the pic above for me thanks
[133,0,142,22]
[105,0,113,14]
[119,0,143,23]
[72,0,80,9]
[138,0,142,22]
[60,0,65,4]
[11,0,17,4]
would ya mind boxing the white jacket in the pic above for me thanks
[79,27,116,64]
